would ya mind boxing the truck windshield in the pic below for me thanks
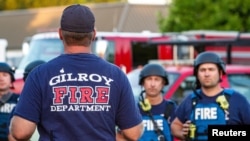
[16,37,115,79]
[91,40,115,63]
[17,38,64,71]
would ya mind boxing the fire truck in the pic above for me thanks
[93,30,250,72]
[12,30,250,94]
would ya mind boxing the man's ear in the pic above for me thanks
[92,29,96,41]
[219,70,223,82]
[58,28,63,40]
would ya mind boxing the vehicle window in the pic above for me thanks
[131,42,158,68]
[18,38,115,73]
[228,74,250,103]
[91,40,115,63]
[172,76,196,105]
[18,38,64,71]
[127,69,141,102]
[162,72,179,98]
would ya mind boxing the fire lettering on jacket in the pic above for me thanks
[53,86,110,104]
[195,107,217,120]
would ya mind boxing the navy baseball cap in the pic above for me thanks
[60,4,95,33]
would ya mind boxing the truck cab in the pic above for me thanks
[13,32,63,93]
[12,30,250,96]
[12,31,177,94]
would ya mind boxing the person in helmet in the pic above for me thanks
[0,62,19,141]
[23,60,46,81]
[193,51,226,89]
[123,63,176,141]
[171,52,250,141]
[8,60,45,141]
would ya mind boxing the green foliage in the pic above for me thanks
[158,0,250,32]
[0,0,121,11]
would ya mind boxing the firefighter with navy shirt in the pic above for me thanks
[9,4,143,141]
[0,62,19,141]
[138,63,176,141]
[171,52,250,141]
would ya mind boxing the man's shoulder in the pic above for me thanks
[163,99,176,119]
[162,100,176,111]
[164,99,176,105]
[8,92,19,102]
[223,88,235,95]
[229,89,249,102]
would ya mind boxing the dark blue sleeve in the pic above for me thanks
[174,95,193,123]
[115,71,142,130]
[228,92,250,124]
[14,71,41,123]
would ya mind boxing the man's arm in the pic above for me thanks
[171,118,191,140]
[10,115,36,141]
[119,122,144,141]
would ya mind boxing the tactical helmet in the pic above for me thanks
[0,62,15,82]
[23,60,45,81]
[139,63,168,85]
[194,52,226,76]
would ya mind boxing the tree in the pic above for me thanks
[0,0,122,11]
[158,0,250,32]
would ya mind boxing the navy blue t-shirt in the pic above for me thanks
[14,53,142,141]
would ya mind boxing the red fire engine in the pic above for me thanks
[12,30,250,94]
[94,30,250,73]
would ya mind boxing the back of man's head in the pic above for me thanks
[23,60,46,81]
[60,4,95,33]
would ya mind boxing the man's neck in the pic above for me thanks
[0,90,11,99]
[146,95,163,105]
[201,85,223,97]
[64,46,92,54]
